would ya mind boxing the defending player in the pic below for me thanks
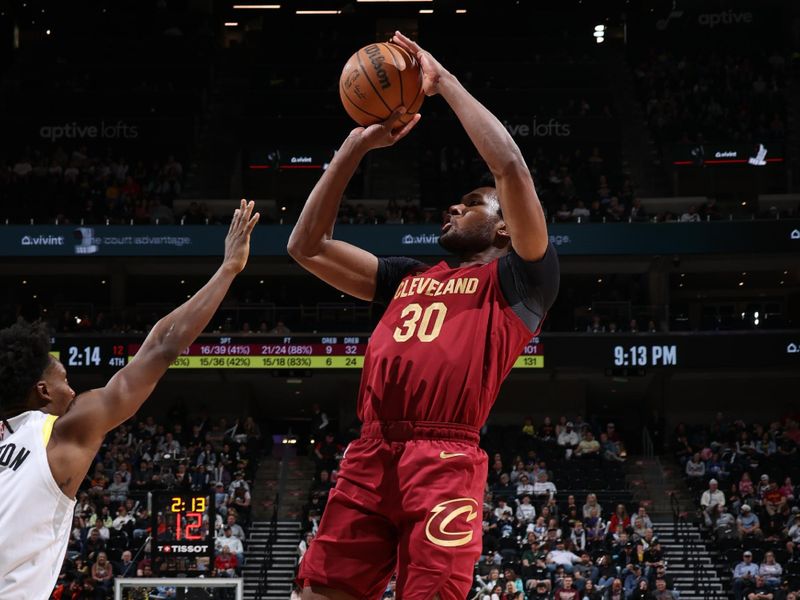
[0,200,259,598]
[288,32,559,600]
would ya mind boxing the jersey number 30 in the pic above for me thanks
[393,302,448,343]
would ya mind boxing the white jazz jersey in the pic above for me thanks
[0,411,76,599]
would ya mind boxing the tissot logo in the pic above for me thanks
[157,544,208,553]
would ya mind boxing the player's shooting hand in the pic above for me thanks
[223,199,260,274]
[349,107,421,151]
[391,31,449,96]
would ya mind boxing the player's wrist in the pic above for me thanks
[343,133,372,156]
[436,70,460,98]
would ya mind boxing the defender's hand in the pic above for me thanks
[223,199,260,274]
[391,31,450,97]
[348,107,421,152]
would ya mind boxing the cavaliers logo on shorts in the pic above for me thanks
[424,498,479,547]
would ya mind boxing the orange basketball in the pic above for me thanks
[339,42,424,127]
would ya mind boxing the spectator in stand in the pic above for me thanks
[632,507,653,539]
[607,504,630,539]
[605,578,625,600]
[112,505,134,532]
[733,550,758,600]
[90,552,114,594]
[630,579,654,600]
[680,206,701,222]
[554,575,579,599]
[746,575,774,600]
[533,472,558,500]
[214,545,238,577]
[229,485,252,519]
[546,539,582,575]
[570,522,588,553]
[585,509,605,547]
[701,479,726,527]
[738,505,764,540]
[583,494,603,519]
[652,578,677,600]
[788,513,800,543]
[757,551,782,588]
[115,550,136,578]
[575,431,601,459]
[623,565,647,598]
[780,477,796,502]
[740,472,756,504]
[558,422,581,459]
[475,568,502,596]
[706,452,729,482]
[225,514,246,544]
[571,200,590,221]
[685,453,706,489]
[714,504,738,539]
[517,474,536,498]
[527,580,549,600]
[517,495,537,523]
[600,433,625,462]
[579,579,601,600]
[763,481,788,516]
[494,497,514,521]
[214,482,229,518]
[587,316,605,333]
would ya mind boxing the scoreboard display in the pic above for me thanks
[52,335,545,370]
[49,332,798,372]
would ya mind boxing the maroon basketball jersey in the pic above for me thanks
[358,257,536,428]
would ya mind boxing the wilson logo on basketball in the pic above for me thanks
[364,44,391,90]
[424,498,479,547]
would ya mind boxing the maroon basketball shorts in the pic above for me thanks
[297,420,487,600]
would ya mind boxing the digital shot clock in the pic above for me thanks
[151,491,215,575]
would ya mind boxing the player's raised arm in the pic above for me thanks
[287,109,420,301]
[49,200,259,496]
[392,31,548,262]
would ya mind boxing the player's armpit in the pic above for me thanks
[290,239,379,302]
[498,244,560,333]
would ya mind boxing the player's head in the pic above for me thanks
[0,320,75,421]
[439,186,509,256]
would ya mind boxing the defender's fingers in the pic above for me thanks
[245,212,261,235]
[392,113,421,141]
[382,106,407,129]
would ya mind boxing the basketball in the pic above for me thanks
[339,42,424,127]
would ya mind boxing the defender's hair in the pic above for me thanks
[0,320,52,418]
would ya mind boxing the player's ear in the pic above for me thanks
[33,380,52,404]
[495,218,511,243]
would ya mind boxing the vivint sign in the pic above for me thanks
[39,121,139,142]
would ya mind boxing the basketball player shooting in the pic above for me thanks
[0,200,259,599]
[289,32,560,600]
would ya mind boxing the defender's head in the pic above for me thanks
[439,187,509,257]
[0,320,75,420]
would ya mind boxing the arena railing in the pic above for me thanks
[254,493,280,600]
